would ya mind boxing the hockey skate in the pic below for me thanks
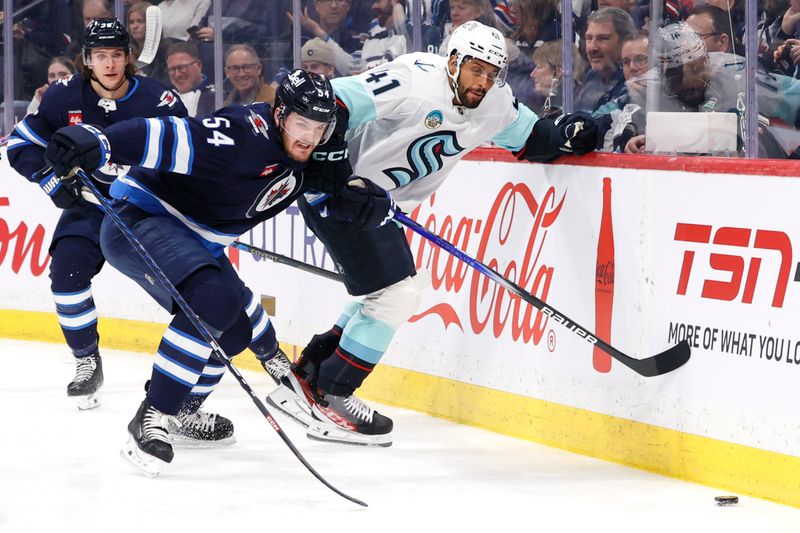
[266,365,317,428]
[67,353,103,410]
[259,347,292,386]
[121,399,174,478]
[168,408,235,448]
[307,392,393,447]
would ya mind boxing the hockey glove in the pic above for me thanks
[325,177,396,229]
[554,113,598,156]
[44,124,111,180]
[37,168,86,209]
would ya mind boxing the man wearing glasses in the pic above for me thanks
[166,41,215,117]
[223,44,275,106]
[686,6,734,54]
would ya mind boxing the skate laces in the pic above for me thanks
[178,409,217,432]
[142,406,171,443]
[343,395,373,424]
[73,356,98,382]
[262,350,291,379]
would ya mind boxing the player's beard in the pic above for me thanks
[281,132,315,162]
[457,85,487,109]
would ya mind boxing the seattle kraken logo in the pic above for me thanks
[383,131,464,187]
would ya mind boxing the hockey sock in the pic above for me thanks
[300,300,362,368]
[185,354,226,410]
[148,312,213,415]
[244,289,278,360]
[49,237,104,357]
[316,307,396,396]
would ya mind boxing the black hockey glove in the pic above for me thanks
[554,113,598,156]
[36,168,86,209]
[324,177,397,229]
[44,124,110,180]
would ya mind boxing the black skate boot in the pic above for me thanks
[308,391,393,447]
[168,394,235,448]
[66,353,103,410]
[258,347,292,386]
[121,399,174,477]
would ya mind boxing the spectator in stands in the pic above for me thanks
[623,22,800,156]
[83,0,112,27]
[358,0,410,72]
[223,44,275,105]
[158,0,211,42]
[289,0,362,76]
[166,41,215,117]
[438,0,496,56]
[574,7,635,112]
[529,40,585,116]
[301,38,337,78]
[508,0,560,57]
[26,56,76,115]
[593,32,650,151]
[127,1,169,83]
[686,5,735,54]
[702,0,744,54]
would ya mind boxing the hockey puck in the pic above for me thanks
[714,495,739,506]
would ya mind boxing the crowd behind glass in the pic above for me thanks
[2,0,798,158]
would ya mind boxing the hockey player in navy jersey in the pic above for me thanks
[6,18,189,411]
[43,69,393,475]
[266,21,599,447]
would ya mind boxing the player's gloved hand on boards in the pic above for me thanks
[44,124,110,180]
[554,113,598,156]
[325,177,396,229]
[36,167,87,209]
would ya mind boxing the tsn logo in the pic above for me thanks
[674,222,792,308]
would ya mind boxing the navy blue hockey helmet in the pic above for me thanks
[83,18,131,61]
[275,69,337,124]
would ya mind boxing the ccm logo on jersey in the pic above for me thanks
[246,171,298,217]
[157,90,178,108]
[311,148,348,161]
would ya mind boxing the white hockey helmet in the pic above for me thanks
[655,22,707,70]
[447,20,508,87]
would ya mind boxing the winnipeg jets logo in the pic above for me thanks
[246,170,299,218]
[383,131,464,187]
[248,110,270,138]
[158,90,178,108]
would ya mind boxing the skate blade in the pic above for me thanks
[75,392,101,410]
[266,384,313,429]
[306,420,393,447]
[120,434,167,478]
[170,434,236,449]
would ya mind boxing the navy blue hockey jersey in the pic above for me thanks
[102,103,327,256]
[7,74,188,194]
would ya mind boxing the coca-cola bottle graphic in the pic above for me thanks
[594,177,615,372]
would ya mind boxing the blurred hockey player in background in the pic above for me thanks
[266,21,599,447]
[43,70,392,476]
[6,18,187,411]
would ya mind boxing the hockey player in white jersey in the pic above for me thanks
[266,21,599,446]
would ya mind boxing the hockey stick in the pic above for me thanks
[392,210,691,377]
[134,6,162,69]
[231,240,343,283]
[74,169,367,507]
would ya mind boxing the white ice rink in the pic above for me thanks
[1,338,797,532]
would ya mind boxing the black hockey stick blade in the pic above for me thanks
[603,339,691,378]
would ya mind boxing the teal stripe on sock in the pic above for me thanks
[335,301,363,329]
[339,310,396,364]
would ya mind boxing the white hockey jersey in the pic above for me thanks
[331,52,540,211]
